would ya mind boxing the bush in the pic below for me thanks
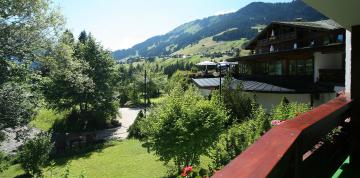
[208,104,270,170]
[127,110,145,139]
[270,97,310,122]
[199,168,209,177]
[220,74,254,125]
[139,86,229,170]
[18,132,54,176]
[0,151,9,173]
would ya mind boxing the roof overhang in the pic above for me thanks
[303,0,360,31]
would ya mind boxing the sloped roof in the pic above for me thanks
[273,19,343,30]
[192,78,295,93]
[245,19,344,49]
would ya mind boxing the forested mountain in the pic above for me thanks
[112,0,326,60]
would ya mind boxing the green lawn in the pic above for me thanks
[30,108,67,131]
[1,140,175,178]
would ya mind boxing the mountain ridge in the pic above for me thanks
[112,0,327,60]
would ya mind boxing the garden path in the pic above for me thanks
[95,107,141,140]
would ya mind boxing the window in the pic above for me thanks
[269,60,283,75]
[297,60,306,74]
[289,59,313,76]
[239,63,251,75]
[337,34,344,43]
[289,60,297,75]
[305,59,313,75]
[252,62,268,75]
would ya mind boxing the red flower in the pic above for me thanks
[181,172,187,177]
[203,176,207,178]
[185,166,193,172]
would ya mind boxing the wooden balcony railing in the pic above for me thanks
[212,95,352,178]
[258,32,297,47]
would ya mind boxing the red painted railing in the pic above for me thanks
[212,95,352,178]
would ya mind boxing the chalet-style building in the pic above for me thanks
[234,19,345,109]
[213,1,360,177]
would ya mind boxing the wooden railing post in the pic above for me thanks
[350,25,360,168]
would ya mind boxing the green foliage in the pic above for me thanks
[163,60,193,77]
[0,82,36,130]
[208,103,270,170]
[42,31,119,131]
[18,132,54,176]
[139,86,229,169]
[209,98,308,170]
[166,70,191,92]
[127,110,145,139]
[0,0,63,141]
[30,108,67,131]
[270,97,310,121]
[221,74,254,125]
[1,140,174,178]
[117,61,167,106]
[0,152,9,173]
[0,0,64,84]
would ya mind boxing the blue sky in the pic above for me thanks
[54,0,292,50]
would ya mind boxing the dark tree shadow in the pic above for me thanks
[14,174,31,178]
[50,140,118,167]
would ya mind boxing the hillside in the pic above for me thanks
[173,30,249,56]
[112,0,326,60]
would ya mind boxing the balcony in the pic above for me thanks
[212,94,355,178]
[257,32,297,47]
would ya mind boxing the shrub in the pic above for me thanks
[0,151,9,173]
[139,86,229,170]
[220,74,254,125]
[18,132,54,176]
[208,104,270,170]
[127,110,145,139]
[270,97,310,122]
[199,168,209,177]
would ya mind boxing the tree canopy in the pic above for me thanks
[139,86,229,168]
[42,31,119,131]
[0,0,63,139]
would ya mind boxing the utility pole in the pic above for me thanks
[219,64,222,96]
[144,69,147,117]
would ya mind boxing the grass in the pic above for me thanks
[1,140,175,178]
[150,96,166,105]
[173,36,249,56]
[30,108,67,131]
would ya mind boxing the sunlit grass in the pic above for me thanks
[30,108,67,131]
[1,140,174,178]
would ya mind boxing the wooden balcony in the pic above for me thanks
[258,32,297,47]
[212,94,353,178]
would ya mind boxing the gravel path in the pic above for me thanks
[95,107,142,140]
[0,108,141,154]
[0,127,40,155]
[115,107,142,138]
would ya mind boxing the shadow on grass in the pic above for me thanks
[14,174,31,178]
[50,140,118,167]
